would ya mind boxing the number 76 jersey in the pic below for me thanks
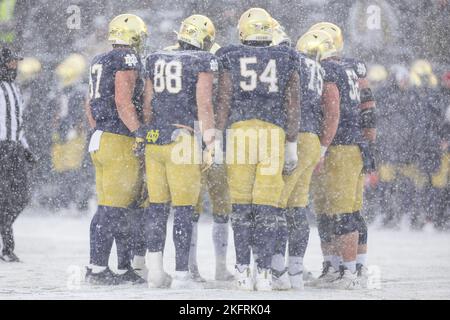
[145,50,219,145]
[215,44,300,130]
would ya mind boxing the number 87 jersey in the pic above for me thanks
[145,50,219,145]
[215,44,300,130]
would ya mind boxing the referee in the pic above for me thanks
[0,44,35,262]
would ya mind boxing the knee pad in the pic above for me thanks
[213,212,229,224]
[332,213,359,236]
[317,214,333,243]
[355,211,368,245]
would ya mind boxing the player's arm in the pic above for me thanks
[142,79,153,124]
[320,82,340,149]
[115,70,140,133]
[215,70,232,132]
[285,71,300,143]
[84,95,96,129]
[196,71,215,146]
[359,77,376,142]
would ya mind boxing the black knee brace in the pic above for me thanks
[354,211,368,245]
[317,214,333,243]
[332,213,359,236]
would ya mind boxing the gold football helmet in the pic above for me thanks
[410,59,438,88]
[309,22,343,52]
[108,14,148,53]
[55,53,87,87]
[238,8,273,43]
[177,14,216,51]
[17,57,42,83]
[296,30,337,61]
[271,18,291,46]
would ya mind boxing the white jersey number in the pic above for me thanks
[304,58,323,96]
[345,69,360,101]
[154,59,182,94]
[240,57,279,93]
[89,64,103,99]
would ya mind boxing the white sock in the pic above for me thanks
[90,265,107,273]
[132,255,146,270]
[331,255,341,270]
[271,253,286,273]
[236,264,249,273]
[288,256,303,275]
[189,222,198,269]
[212,221,229,267]
[343,261,356,274]
[357,254,367,266]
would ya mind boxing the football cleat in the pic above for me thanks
[289,271,304,290]
[357,263,369,289]
[0,252,20,263]
[85,267,123,286]
[328,265,360,290]
[272,268,291,290]
[171,271,204,289]
[235,265,254,291]
[117,268,146,285]
[146,252,172,288]
[255,268,273,291]
[306,261,339,287]
[189,265,207,283]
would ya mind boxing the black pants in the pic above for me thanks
[0,142,30,255]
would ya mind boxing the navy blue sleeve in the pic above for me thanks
[322,62,339,83]
[114,50,140,71]
[197,53,219,74]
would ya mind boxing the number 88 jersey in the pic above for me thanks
[145,50,218,145]
[89,48,144,136]
[215,44,300,130]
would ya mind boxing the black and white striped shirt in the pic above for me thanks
[0,80,28,148]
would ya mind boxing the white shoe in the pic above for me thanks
[235,265,254,291]
[189,265,206,283]
[329,267,360,290]
[357,263,369,288]
[171,271,204,289]
[289,272,304,290]
[215,265,234,281]
[308,262,339,288]
[272,269,291,290]
[132,255,149,280]
[302,267,315,282]
[146,252,172,288]
[255,268,272,291]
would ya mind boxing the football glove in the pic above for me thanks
[283,141,298,175]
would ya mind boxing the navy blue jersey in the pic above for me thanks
[216,44,299,129]
[89,48,144,136]
[297,52,324,135]
[342,57,367,79]
[145,49,218,145]
[321,58,363,145]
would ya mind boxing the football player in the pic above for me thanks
[140,14,217,289]
[308,22,376,288]
[272,29,340,290]
[84,14,148,285]
[215,8,300,291]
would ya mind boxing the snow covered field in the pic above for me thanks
[1,209,450,300]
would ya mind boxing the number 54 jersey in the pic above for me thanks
[215,44,300,130]
[145,50,219,145]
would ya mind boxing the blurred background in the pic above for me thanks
[1,0,449,229]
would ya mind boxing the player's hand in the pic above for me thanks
[133,137,146,158]
[202,143,215,173]
[314,146,327,174]
[283,141,298,175]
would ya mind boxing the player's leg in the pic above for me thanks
[354,174,369,284]
[206,164,233,281]
[251,122,286,291]
[131,208,148,279]
[166,137,202,288]
[144,144,172,288]
[188,212,205,282]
